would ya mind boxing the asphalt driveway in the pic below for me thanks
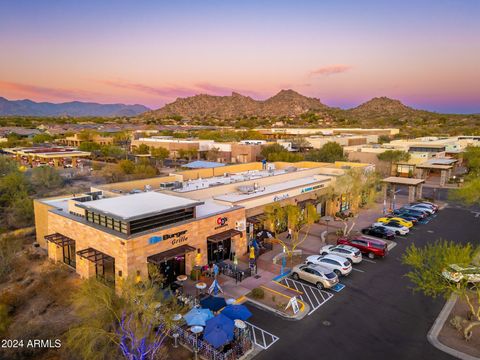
[248,203,479,360]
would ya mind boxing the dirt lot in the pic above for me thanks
[438,295,480,358]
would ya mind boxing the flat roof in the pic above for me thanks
[213,175,331,203]
[382,177,425,185]
[77,192,204,221]
[416,164,453,170]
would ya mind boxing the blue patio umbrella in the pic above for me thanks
[183,307,214,326]
[204,314,234,348]
[221,304,252,321]
[200,296,227,312]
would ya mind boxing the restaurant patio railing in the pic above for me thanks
[174,325,253,360]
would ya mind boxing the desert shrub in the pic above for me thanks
[251,288,265,299]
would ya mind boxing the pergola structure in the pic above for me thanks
[45,232,75,247]
[382,176,426,205]
[77,247,114,264]
[416,163,454,187]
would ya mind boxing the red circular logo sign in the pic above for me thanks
[217,217,227,226]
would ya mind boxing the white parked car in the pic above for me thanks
[320,244,362,264]
[372,222,409,235]
[404,205,434,215]
[306,254,352,276]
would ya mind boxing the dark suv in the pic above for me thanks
[337,235,388,259]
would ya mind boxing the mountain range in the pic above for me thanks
[143,90,422,120]
[0,97,149,117]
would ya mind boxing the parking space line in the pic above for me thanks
[362,258,376,264]
[245,321,279,350]
[280,277,334,315]
[351,268,365,273]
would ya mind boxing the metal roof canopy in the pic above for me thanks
[382,177,425,186]
[183,160,226,169]
[416,164,453,170]
[147,244,196,265]
[207,229,243,243]
[77,247,114,264]
[45,233,75,247]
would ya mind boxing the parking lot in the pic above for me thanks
[246,201,478,360]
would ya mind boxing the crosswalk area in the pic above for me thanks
[279,277,334,315]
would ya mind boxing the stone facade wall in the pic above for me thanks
[46,207,246,287]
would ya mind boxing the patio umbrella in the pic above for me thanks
[200,296,227,312]
[183,307,214,326]
[204,314,234,348]
[221,304,252,321]
[208,279,223,296]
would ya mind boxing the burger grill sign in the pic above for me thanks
[148,230,188,245]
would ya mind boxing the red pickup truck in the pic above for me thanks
[337,235,388,259]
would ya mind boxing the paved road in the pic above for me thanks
[248,203,479,360]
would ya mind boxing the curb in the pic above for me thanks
[427,294,480,360]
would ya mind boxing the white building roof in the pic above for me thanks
[213,175,331,204]
[78,192,203,221]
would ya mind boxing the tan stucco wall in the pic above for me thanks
[34,200,57,248]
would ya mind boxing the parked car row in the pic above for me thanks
[360,201,439,238]
[290,201,439,291]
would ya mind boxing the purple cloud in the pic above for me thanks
[310,64,352,76]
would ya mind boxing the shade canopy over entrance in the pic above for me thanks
[382,177,425,186]
[77,247,114,264]
[207,229,243,243]
[45,233,75,247]
[147,245,196,265]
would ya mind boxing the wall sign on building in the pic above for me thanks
[301,184,324,193]
[273,193,289,202]
[215,216,228,229]
[148,230,188,245]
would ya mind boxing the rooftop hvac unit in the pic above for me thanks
[237,185,255,194]
[284,166,298,173]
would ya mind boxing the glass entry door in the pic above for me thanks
[207,238,231,263]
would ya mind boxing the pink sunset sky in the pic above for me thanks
[0,1,479,113]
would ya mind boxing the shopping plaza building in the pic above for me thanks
[34,161,370,289]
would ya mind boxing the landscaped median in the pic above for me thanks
[244,281,309,320]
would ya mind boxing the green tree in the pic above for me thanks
[450,146,480,205]
[118,160,136,175]
[265,203,319,264]
[402,240,480,340]
[0,236,24,281]
[0,157,19,176]
[150,147,170,168]
[330,168,380,235]
[260,143,304,162]
[79,141,101,152]
[305,142,346,163]
[377,150,411,175]
[100,145,126,160]
[135,144,150,155]
[32,133,54,144]
[30,166,64,190]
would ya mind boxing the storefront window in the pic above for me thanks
[96,260,115,287]
[62,242,76,269]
